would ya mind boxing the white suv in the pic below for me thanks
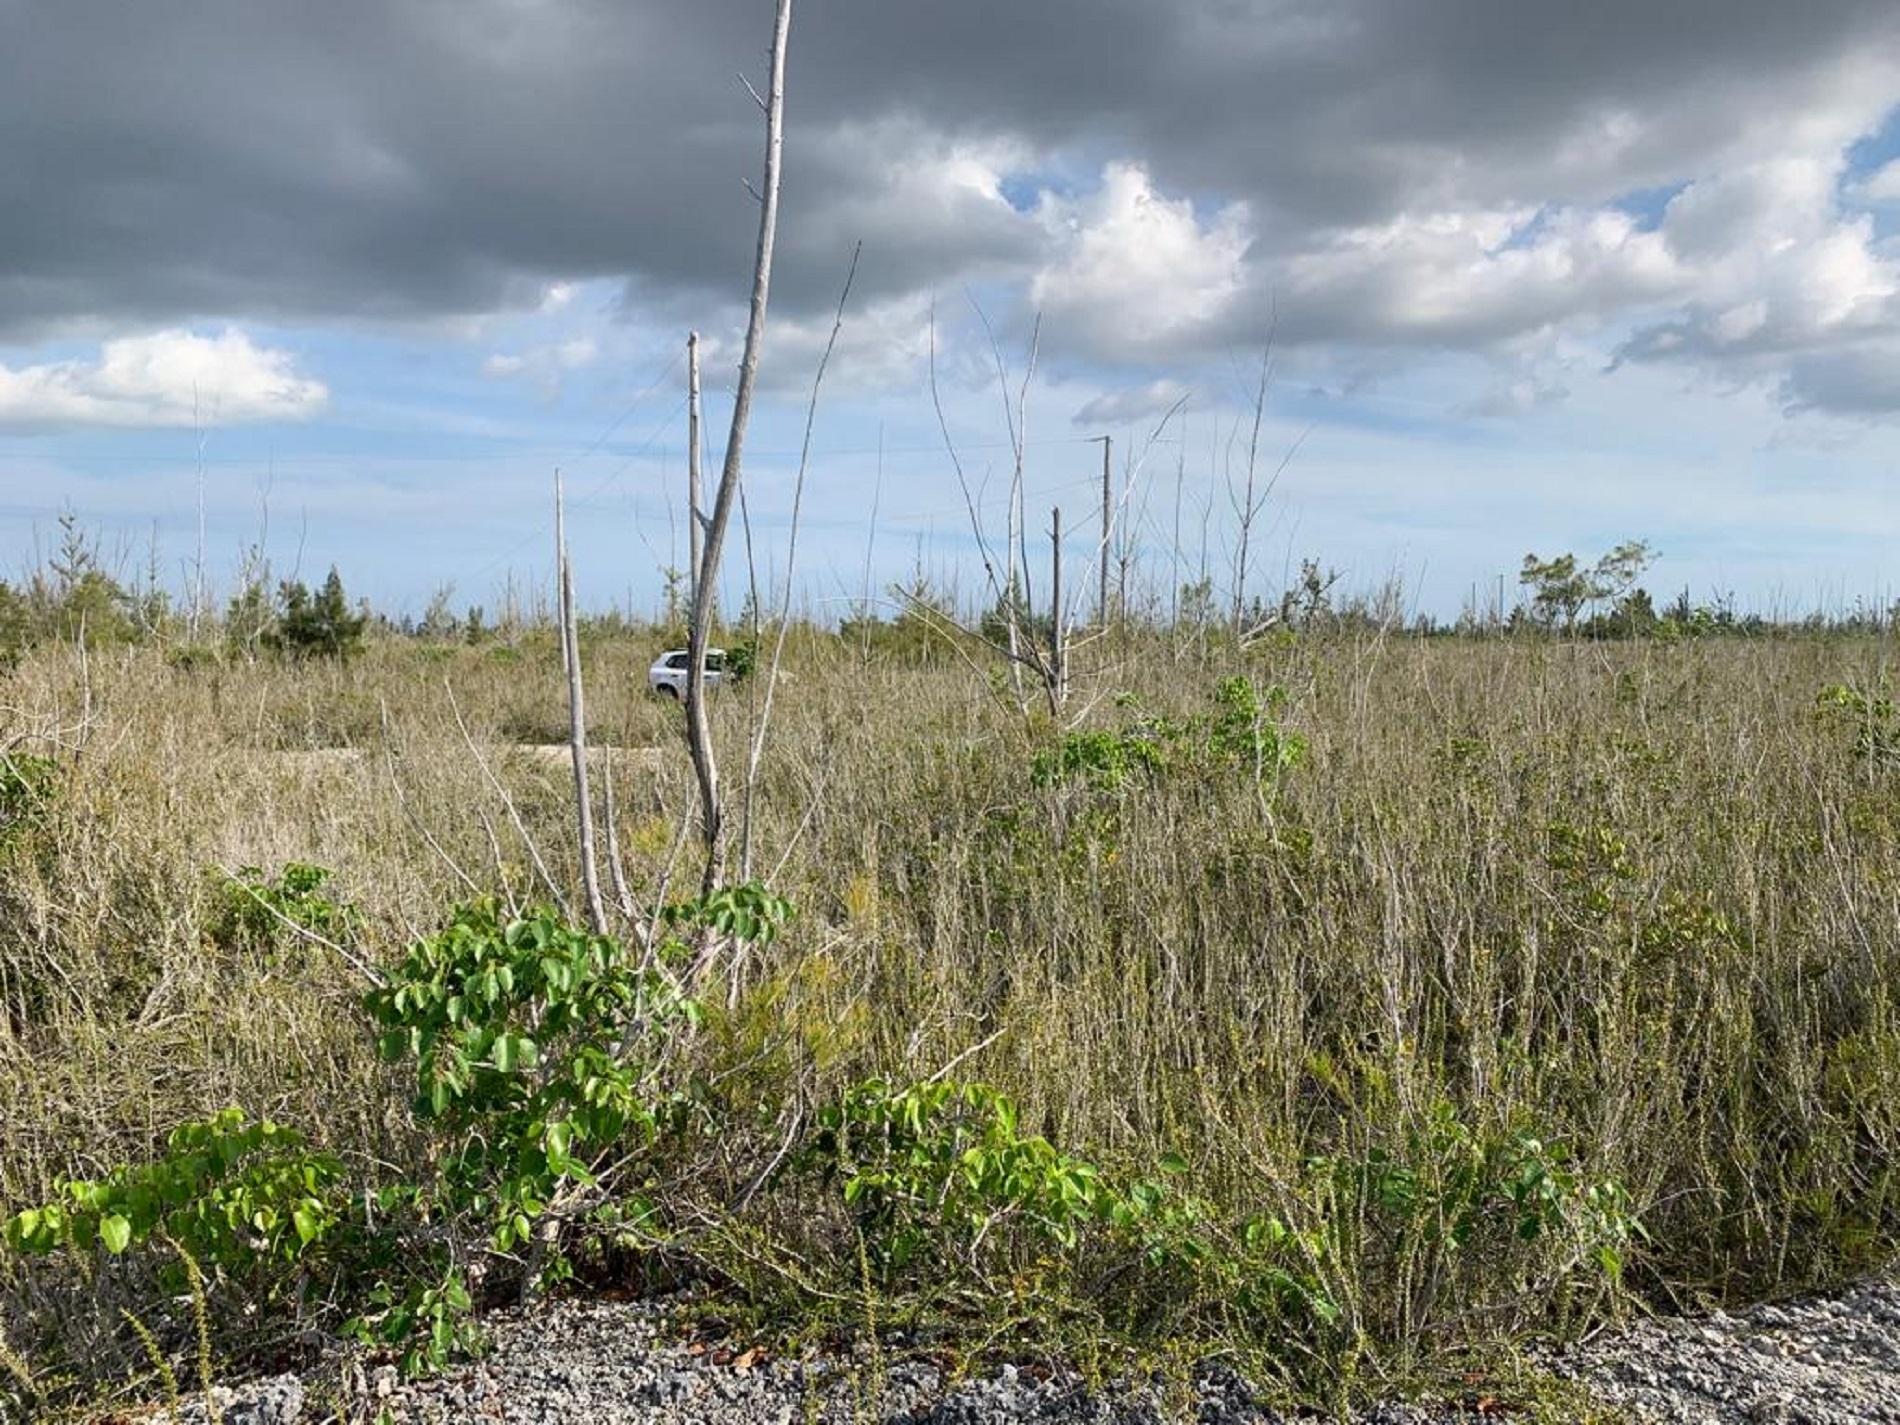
[647,647,726,698]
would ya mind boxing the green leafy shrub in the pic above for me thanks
[1030,678,1304,792]
[1296,1096,1643,1343]
[1030,727,1168,790]
[0,752,56,852]
[1207,675,1305,777]
[802,1078,1108,1276]
[366,901,704,1261]
[358,891,791,1369]
[4,1109,345,1287]
[209,861,357,959]
[796,1078,1356,1347]
[660,881,793,947]
[724,639,758,682]
[1817,681,1900,764]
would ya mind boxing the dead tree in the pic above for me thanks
[1050,507,1067,707]
[687,331,705,602]
[556,472,608,933]
[1231,341,1271,632]
[1094,435,1111,625]
[684,0,791,894]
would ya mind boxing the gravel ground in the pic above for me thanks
[1549,1275,1900,1423]
[168,1276,1900,1424]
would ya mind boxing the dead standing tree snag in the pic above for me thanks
[555,471,609,935]
[684,0,791,897]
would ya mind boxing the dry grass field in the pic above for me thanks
[4,623,1900,1414]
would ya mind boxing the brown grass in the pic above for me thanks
[4,626,1900,1402]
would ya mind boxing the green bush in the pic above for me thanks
[0,752,56,853]
[1818,680,1900,764]
[209,861,357,960]
[4,1109,346,1296]
[802,1078,1108,1276]
[367,900,701,1259]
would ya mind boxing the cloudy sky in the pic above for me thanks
[5,0,1900,619]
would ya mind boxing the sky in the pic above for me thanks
[5,0,1900,622]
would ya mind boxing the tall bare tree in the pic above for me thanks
[686,331,705,603]
[684,0,791,893]
[555,472,607,933]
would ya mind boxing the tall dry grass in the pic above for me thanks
[4,625,1900,1399]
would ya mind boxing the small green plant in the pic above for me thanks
[210,861,357,957]
[1817,680,1900,764]
[660,881,794,947]
[367,901,704,1261]
[803,1078,1108,1276]
[1030,679,1303,792]
[0,751,56,852]
[1207,676,1304,778]
[344,1266,480,1379]
[4,1109,344,1278]
[725,640,758,682]
[1030,727,1168,790]
[1301,1098,1643,1335]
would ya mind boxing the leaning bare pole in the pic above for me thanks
[1095,435,1111,625]
[556,472,608,933]
[684,0,791,894]
[687,331,705,600]
[1050,507,1067,709]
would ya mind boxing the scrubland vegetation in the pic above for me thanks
[5,545,1900,1420]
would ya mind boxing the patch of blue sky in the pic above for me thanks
[1608,180,1690,231]
[1845,102,1900,179]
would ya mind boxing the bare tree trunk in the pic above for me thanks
[685,0,791,895]
[1096,435,1111,626]
[1117,445,1134,625]
[1049,507,1066,715]
[687,332,705,604]
[556,472,608,934]
[1170,408,1186,631]
[1232,343,1270,632]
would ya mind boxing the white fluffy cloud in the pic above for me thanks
[1030,163,1253,358]
[1851,159,1900,204]
[0,328,327,429]
[1281,204,1685,348]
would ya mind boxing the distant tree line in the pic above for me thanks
[0,514,368,664]
[4,516,1897,669]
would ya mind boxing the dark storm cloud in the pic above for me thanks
[3,0,1898,337]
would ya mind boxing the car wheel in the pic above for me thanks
[656,682,679,699]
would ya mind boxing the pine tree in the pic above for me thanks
[268,566,367,659]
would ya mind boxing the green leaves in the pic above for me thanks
[365,899,706,1284]
[660,882,793,947]
[1029,678,1304,793]
[98,1214,132,1255]
[2,1109,344,1277]
[805,1077,1113,1277]
[209,861,357,960]
[491,1032,537,1074]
